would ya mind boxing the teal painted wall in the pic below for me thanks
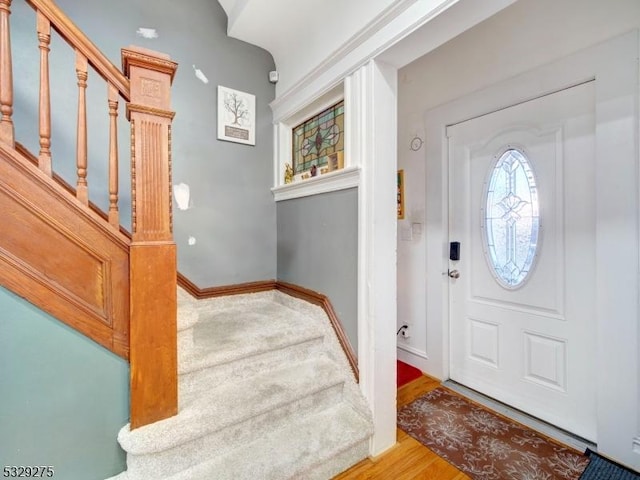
[0,287,129,480]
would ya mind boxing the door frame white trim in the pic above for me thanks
[423,30,640,468]
[355,59,399,456]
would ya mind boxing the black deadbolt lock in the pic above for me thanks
[450,242,460,261]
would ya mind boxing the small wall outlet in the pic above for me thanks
[400,324,410,339]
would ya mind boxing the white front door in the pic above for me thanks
[448,81,597,441]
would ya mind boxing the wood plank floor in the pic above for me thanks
[334,375,472,480]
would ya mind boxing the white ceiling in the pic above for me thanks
[217,0,399,93]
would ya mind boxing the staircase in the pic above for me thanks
[109,289,373,479]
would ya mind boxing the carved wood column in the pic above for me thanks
[122,46,178,430]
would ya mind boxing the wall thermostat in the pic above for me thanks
[410,136,423,151]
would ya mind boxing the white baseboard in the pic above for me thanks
[632,436,640,455]
[397,344,430,373]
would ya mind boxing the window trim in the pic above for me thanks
[273,83,357,201]
[271,165,360,201]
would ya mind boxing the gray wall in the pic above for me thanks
[277,188,359,354]
[0,287,129,480]
[11,0,276,288]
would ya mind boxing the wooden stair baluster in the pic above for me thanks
[0,0,14,146]
[108,83,119,227]
[75,50,88,205]
[37,11,51,176]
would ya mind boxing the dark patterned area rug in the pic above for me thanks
[398,387,589,480]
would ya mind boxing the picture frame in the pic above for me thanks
[217,85,256,145]
[397,169,405,219]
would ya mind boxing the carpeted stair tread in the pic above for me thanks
[165,403,373,480]
[179,301,323,374]
[117,356,343,455]
[178,334,324,399]
[119,381,346,478]
[111,291,373,480]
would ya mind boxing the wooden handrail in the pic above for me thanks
[25,0,130,101]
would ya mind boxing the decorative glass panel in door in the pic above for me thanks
[483,148,539,289]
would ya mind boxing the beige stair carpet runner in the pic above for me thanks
[107,288,373,480]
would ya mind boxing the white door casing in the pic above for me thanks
[447,82,596,441]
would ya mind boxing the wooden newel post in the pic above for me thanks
[122,46,178,429]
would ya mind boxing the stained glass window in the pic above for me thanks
[484,149,540,288]
[292,100,344,174]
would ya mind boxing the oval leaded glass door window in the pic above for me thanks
[483,148,540,288]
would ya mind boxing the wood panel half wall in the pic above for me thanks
[177,275,358,381]
[0,143,130,358]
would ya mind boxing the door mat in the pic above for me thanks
[398,387,589,479]
[579,449,640,480]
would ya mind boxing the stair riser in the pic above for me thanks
[183,441,371,480]
[179,337,324,397]
[126,383,345,478]
[162,405,373,480]
[177,329,194,354]
[177,306,199,332]
[298,439,370,480]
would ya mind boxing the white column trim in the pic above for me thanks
[356,59,398,456]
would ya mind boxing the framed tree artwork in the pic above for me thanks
[217,85,256,145]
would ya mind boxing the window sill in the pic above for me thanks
[271,166,360,201]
